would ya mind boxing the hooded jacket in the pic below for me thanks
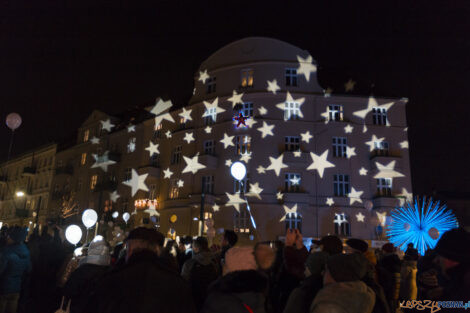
[310,281,376,313]
[0,243,32,294]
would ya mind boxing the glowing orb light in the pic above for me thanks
[65,225,82,245]
[230,162,247,181]
[387,198,458,255]
[112,211,119,219]
[122,212,130,223]
[92,235,104,242]
[6,113,22,130]
[82,209,98,228]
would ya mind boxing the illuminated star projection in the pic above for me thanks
[246,182,263,200]
[344,124,353,134]
[228,90,244,108]
[387,199,458,255]
[300,131,313,143]
[365,134,385,152]
[276,92,305,120]
[179,107,193,123]
[348,187,364,205]
[257,121,275,138]
[225,192,246,212]
[163,168,173,179]
[203,97,225,122]
[280,204,298,222]
[100,119,114,132]
[334,213,347,225]
[212,203,220,212]
[306,150,335,178]
[267,79,280,94]
[258,106,268,115]
[109,190,120,203]
[182,155,206,174]
[374,161,405,179]
[177,179,184,188]
[204,126,212,134]
[400,141,409,149]
[296,55,317,81]
[91,151,116,172]
[123,169,149,197]
[240,153,251,163]
[276,192,284,200]
[233,113,248,127]
[145,142,160,156]
[90,137,100,144]
[326,198,334,206]
[220,133,235,149]
[225,159,233,167]
[353,96,394,119]
[198,70,209,84]
[346,146,357,159]
[359,167,368,176]
[344,79,356,92]
[150,98,175,127]
[183,132,195,144]
[356,212,365,222]
[127,125,136,133]
[266,154,288,177]
[257,165,266,174]
[165,130,172,138]
[376,211,387,226]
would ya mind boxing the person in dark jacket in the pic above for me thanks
[376,243,401,312]
[202,245,275,313]
[220,230,238,265]
[86,227,196,313]
[62,239,111,313]
[0,226,31,313]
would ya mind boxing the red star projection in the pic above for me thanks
[233,112,249,127]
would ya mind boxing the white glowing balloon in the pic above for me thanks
[74,247,83,257]
[65,225,82,245]
[123,212,130,223]
[82,209,98,228]
[230,162,247,181]
[6,113,22,130]
[112,211,119,219]
[92,235,104,242]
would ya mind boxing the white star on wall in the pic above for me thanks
[144,206,160,218]
[276,191,284,200]
[182,155,206,174]
[228,90,244,108]
[145,142,160,156]
[344,124,353,134]
[165,130,172,138]
[100,119,114,132]
[266,154,288,177]
[183,132,195,144]
[225,159,233,167]
[276,92,305,120]
[346,146,357,159]
[257,121,275,138]
[257,165,266,174]
[258,106,268,115]
[326,198,334,206]
[376,211,387,226]
[320,109,330,124]
[300,131,313,143]
[297,55,317,82]
[90,137,100,144]
[334,213,346,225]
[150,98,175,127]
[91,151,116,172]
[348,187,364,205]
[374,161,405,179]
[290,176,301,185]
[163,168,173,179]
[353,96,394,119]
[240,153,251,163]
[280,204,298,222]
[127,125,136,133]
[359,167,368,176]
[225,192,245,212]
[198,70,209,84]
[365,134,385,152]
[267,79,280,94]
[123,169,149,197]
[246,182,263,200]
[344,79,356,92]
[109,190,120,203]
[293,150,302,157]
[400,141,409,149]
[203,97,225,121]
[363,124,368,133]
[245,117,257,128]
[398,188,413,202]
[204,126,212,134]
[356,212,365,222]
[212,204,220,212]
[179,107,193,123]
[306,150,335,178]
[177,179,184,188]
[220,133,235,149]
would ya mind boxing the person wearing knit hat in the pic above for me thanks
[202,245,274,313]
[310,253,375,313]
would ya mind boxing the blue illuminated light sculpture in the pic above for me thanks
[387,198,458,255]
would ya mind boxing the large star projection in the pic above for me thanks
[387,198,458,255]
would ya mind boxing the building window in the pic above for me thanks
[285,213,302,231]
[206,77,216,94]
[328,105,343,121]
[204,140,215,155]
[239,102,253,117]
[202,176,214,194]
[154,123,163,139]
[234,175,250,194]
[236,136,251,155]
[372,108,387,125]
[332,137,347,157]
[171,146,182,164]
[179,117,186,129]
[241,69,254,87]
[81,153,87,166]
[150,154,159,167]
[127,137,136,153]
[149,184,157,199]
[333,174,350,196]
[284,101,300,120]
[90,175,98,190]
[285,173,301,192]
[169,179,179,199]
[285,68,298,87]
[83,129,89,142]
[374,141,389,156]
[334,214,351,236]
[285,136,300,152]
[124,168,132,182]
[234,208,250,233]
[204,107,217,125]
[377,178,392,197]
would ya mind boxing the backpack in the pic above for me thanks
[190,261,219,310]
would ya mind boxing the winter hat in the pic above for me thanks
[434,228,470,263]
[8,226,27,244]
[327,253,367,282]
[224,246,257,275]
[254,244,275,270]
[318,235,343,255]
[125,227,165,247]
[346,238,369,253]
[381,243,395,254]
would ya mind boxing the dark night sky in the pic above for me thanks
[0,0,469,196]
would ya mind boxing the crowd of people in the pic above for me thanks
[0,224,469,313]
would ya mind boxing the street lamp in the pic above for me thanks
[16,191,25,197]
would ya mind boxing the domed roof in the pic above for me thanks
[199,37,314,71]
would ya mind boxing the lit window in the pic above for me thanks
[234,208,250,233]
[81,153,87,166]
[284,136,300,152]
[239,102,253,117]
[377,178,392,197]
[372,108,387,125]
[334,214,351,236]
[204,107,217,125]
[202,176,214,194]
[124,168,132,182]
[285,68,298,87]
[241,69,254,87]
[206,77,216,94]
[149,184,157,199]
[284,102,300,120]
[328,105,343,121]
[285,213,302,231]
[234,175,250,194]
[203,140,215,155]
[90,175,98,190]
[154,123,163,139]
[203,212,213,233]
[171,146,182,164]
[332,137,347,157]
[236,136,251,155]
[83,129,89,142]
[127,137,136,153]
[374,141,389,156]
[285,173,301,192]
[169,179,179,199]
[179,116,186,129]
[333,174,350,196]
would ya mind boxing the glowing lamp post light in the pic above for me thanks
[230,162,257,231]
